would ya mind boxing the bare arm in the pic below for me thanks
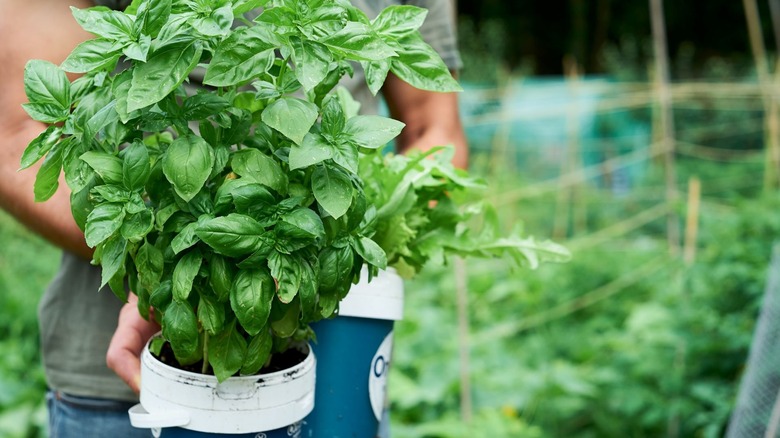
[381,72,469,169]
[0,0,94,260]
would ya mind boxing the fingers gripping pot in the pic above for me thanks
[129,336,315,437]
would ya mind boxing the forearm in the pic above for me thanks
[0,120,92,260]
[0,0,94,260]
[382,73,469,169]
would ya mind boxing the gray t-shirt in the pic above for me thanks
[42,0,460,402]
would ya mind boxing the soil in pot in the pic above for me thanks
[154,342,308,377]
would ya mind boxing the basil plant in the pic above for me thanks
[21,0,461,381]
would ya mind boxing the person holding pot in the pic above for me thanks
[0,0,466,436]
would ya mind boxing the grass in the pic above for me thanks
[0,209,59,438]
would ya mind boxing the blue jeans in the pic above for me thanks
[46,391,150,438]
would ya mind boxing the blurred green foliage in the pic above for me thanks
[0,210,58,438]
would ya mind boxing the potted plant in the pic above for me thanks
[307,144,571,435]
[21,0,569,435]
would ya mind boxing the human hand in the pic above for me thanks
[106,294,160,394]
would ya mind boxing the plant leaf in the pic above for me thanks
[230,269,275,336]
[231,149,288,194]
[288,133,334,170]
[196,214,268,258]
[261,97,319,146]
[209,321,247,382]
[344,115,405,149]
[127,42,202,112]
[85,203,125,247]
[23,60,70,123]
[162,135,215,202]
[312,164,353,218]
[172,249,202,302]
[162,300,199,360]
[241,327,272,375]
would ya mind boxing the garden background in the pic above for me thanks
[3,0,780,436]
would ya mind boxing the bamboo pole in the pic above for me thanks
[553,56,583,239]
[454,258,473,423]
[683,177,701,265]
[743,0,780,190]
[649,0,680,255]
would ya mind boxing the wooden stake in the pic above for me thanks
[649,0,680,255]
[683,177,701,265]
[454,258,473,423]
[743,0,780,190]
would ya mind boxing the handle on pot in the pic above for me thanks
[128,403,190,429]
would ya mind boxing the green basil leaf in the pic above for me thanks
[209,321,246,382]
[92,185,130,203]
[261,97,318,146]
[33,148,63,202]
[230,183,276,215]
[182,94,230,120]
[122,34,152,62]
[121,208,154,242]
[162,135,215,202]
[371,5,427,39]
[321,97,345,138]
[135,241,164,292]
[171,222,200,254]
[172,249,202,302]
[290,36,333,92]
[298,257,318,321]
[390,34,462,93]
[312,164,353,219]
[279,208,325,241]
[123,141,151,191]
[61,38,123,73]
[196,214,268,257]
[269,252,302,304]
[23,60,70,123]
[198,293,226,336]
[233,0,271,15]
[70,177,98,232]
[288,133,334,170]
[21,126,61,170]
[318,245,354,295]
[236,235,277,269]
[192,3,233,37]
[361,60,390,96]
[62,138,93,193]
[133,0,171,37]
[150,280,173,311]
[230,269,275,336]
[321,22,396,61]
[108,260,128,302]
[241,327,272,375]
[162,300,199,360]
[231,149,288,194]
[127,42,202,112]
[331,141,358,174]
[204,27,276,87]
[85,203,125,247]
[80,151,124,184]
[270,297,300,338]
[353,236,387,269]
[100,235,127,289]
[70,6,134,41]
[209,255,234,302]
[84,100,119,141]
[344,115,405,150]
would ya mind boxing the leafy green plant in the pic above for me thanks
[20,0,565,383]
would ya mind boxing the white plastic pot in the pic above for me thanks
[129,337,316,435]
[337,266,404,320]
